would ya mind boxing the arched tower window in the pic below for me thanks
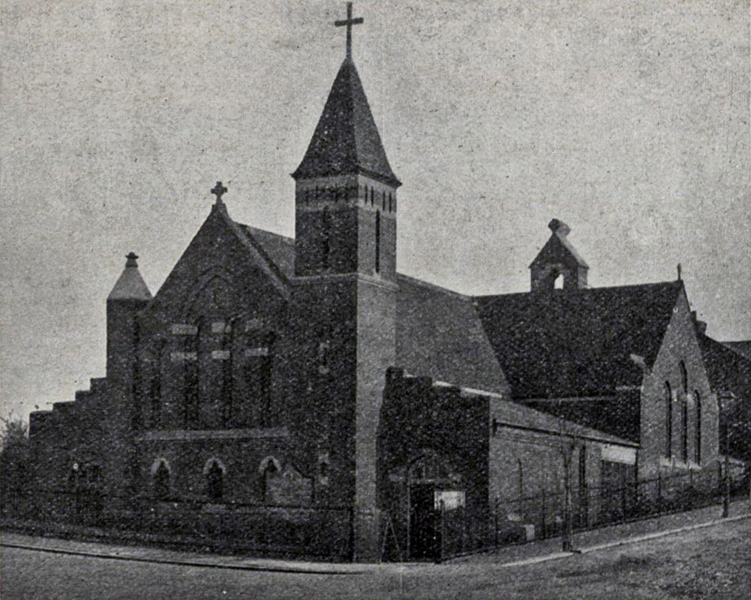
[375,211,381,274]
[664,382,673,458]
[694,390,702,464]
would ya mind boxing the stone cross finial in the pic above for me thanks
[211,181,228,203]
[335,2,363,60]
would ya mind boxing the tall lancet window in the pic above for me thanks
[243,329,276,427]
[183,322,200,429]
[375,210,381,274]
[679,361,689,461]
[219,322,234,428]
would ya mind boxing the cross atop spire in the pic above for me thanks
[335,2,363,60]
[211,181,228,204]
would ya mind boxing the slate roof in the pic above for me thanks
[474,281,684,399]
[238,224,295,279]
[485,389,637,446]
[396,276,507,394]
[240,225,506,393]
[292,58,400,187]
[698,333,751,394]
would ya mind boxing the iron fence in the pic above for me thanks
[1,487,354,560]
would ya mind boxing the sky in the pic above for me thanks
[1,0,749,424]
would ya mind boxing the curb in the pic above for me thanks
[0,542,368,575]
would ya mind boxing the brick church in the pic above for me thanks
[28,4,724,561]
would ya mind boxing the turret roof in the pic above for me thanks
[108,252,152,301]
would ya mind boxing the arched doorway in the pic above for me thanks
[402,452,465,561]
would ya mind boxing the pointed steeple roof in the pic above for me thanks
[108,252,152,301]
[293,58,400,187]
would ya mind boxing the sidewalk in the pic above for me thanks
[451,497,751,566]
[2,498,749,573]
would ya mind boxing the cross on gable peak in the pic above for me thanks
[334,2,364,60]
[211,181,228,203]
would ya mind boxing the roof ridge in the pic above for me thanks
[396,273,470,299]
[236,222,295,244]
[474,279,682,300]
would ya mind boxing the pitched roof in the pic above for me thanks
[474,281,684,399]
[698,333,751,395]
[396,275,507,394]
[530,220,589,269]
[108,253,152,301]
[237,224,295,279]
[242,226,506,393]
[292,58,400,187]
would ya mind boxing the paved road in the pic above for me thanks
[3,518,751,599]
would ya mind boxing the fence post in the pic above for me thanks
[435,499,445,564]
[349,506,356,562]
[657,472,662,512]
[723,452,730,518]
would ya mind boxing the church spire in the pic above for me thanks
[292,4,400,187]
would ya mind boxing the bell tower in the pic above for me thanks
[290,3,400,562]
[291,4,400,281]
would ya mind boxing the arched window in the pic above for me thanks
[665,382,673,458]
[154,462,170,500]
[554,273,564,289]
[220,323,234,427]
[243,330,276,427]
[370,187,374,205]
[206,460,224,502]
[375,211,381,274]
[681,395,689,461]
[694,390,702,464]
[183,323,200,428]
[261,457,281,504]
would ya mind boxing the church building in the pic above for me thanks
[27,4,721,562]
